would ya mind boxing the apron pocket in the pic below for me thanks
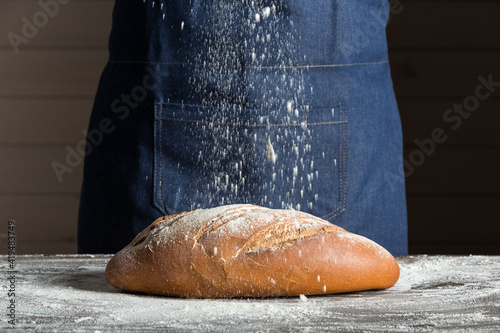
[154,103,347,220]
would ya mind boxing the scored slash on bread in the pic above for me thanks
[106,204,400,298]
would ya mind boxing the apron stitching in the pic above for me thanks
[321,107,347,220]
[323,208,346,221]
[153,104,160,212]
[108,60,389,69]
[154,104,173,215]
[343,107,347,211]
[155,118,347,127]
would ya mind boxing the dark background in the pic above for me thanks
[387,0,500,254]
[0,0,498,254]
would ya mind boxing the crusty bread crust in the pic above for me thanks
[105,204,400,298]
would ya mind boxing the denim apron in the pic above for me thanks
[78,0,408,254]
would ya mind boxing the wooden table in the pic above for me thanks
[1,255,499,332]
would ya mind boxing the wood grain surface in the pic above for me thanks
[0,255,498,332]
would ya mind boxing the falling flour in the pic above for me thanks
[143,0,341,215]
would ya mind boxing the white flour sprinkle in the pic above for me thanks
[267,137,277,164]
[262,7,271,19]
[145,1,324,214]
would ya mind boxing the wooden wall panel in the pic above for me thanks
[407,197,500,243]
[408,195,500,253]
[0,0,114,254]
[0,99,93,144]
[399,100,500,146]
[404,148,500,194]
[388,1,500,254]
[388,1,500,49]
[390,52,500,98]
[0,0,113,48]
[0,195,79,254]
[0,147,83,194]
[0,50,108,97]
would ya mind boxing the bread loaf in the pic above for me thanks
[105,204,399,298]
